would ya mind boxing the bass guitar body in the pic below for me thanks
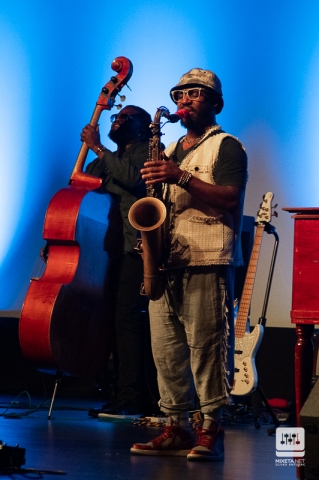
[19,56,133,378]
[232,324,264,396]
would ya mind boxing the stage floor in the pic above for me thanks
[0,394,297,480]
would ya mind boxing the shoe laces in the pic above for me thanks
[153,424,179,444]
[195,426,223,449]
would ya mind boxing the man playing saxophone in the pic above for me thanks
[130,69,248,461]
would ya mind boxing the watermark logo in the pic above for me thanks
[276,427,305,458]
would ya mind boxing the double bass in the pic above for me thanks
[19,57,133,378]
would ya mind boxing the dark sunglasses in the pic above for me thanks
[110,113,140,123]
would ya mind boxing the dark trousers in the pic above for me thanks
[110,253,148,408]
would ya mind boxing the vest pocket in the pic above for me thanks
[188,215,223,251]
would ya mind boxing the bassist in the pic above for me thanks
[81,105,152,417]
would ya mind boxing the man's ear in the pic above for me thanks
[207,94,218,110]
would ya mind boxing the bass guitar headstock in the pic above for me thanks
[256,192,278,224]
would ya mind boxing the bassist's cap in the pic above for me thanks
[170,68,224,114]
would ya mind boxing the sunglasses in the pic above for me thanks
[171,87,206,103]
[110,113,140,123]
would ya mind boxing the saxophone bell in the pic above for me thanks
[128,197,166,232]
[128,197,166,300]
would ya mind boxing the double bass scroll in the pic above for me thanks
[70,56,133,187]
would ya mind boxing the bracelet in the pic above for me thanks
[95,145,107,154]
[177,170,193,189]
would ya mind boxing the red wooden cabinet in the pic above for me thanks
[283,208,319,418]
[283,208,319,479]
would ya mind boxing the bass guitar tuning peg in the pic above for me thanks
[115,104,122,110]
[119,95,126,102]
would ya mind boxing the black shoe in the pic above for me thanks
[89,400,139,418]
[88,400,116,418]
[98,402,140,419]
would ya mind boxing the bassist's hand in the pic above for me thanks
[80,124,102,153]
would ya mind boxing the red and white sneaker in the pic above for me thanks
[130,417,196,456]
[187,421,225,461]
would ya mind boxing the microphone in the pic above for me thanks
[163,109,189,123]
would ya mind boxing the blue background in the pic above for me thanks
[1,1,319,326]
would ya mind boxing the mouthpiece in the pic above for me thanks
[166,109,189,123]
[176,109,189,118]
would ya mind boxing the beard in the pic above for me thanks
[180,105,215,131]
[108,122,136,145]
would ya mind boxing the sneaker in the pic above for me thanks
[88,400,115,418]
[130,417,196,456]
[187,421,225,461]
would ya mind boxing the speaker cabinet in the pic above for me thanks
[300,378,319,479]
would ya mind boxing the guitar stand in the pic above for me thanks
[249,223,280,430]
[48,370,63,420]
[252,385,280,430]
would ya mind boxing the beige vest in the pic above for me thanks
[164,126,244,268]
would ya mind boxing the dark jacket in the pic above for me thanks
[85,141,148,253]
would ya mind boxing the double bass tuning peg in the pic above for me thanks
[114,96,126,110]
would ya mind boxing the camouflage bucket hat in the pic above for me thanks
[170,68,224,113]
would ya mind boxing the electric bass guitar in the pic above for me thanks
[231,192,275,396]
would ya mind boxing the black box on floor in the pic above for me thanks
[300,378,319,479]
[0,442,26,470]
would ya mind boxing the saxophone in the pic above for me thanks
[128,106,187,300]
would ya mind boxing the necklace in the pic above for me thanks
[181,133,205,144]
[181,125,221,146]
